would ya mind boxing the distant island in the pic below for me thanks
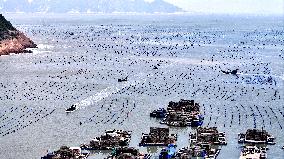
[0,0,182,13]
[0,14,36,55]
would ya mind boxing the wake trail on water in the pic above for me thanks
[74,60,175,110]
[74,73,152,109]
[238,73,283,79]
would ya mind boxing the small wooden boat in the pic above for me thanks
[118,76,128,82]
[66,104,78,113]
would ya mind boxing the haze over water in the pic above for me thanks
[0,14,283,158]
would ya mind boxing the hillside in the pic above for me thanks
[0,14,36,55]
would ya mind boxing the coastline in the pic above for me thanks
[0,31,37,55]
[0,14,37,55]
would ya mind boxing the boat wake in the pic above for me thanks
[223,72,282,87]
[74,72,152,109]
[238,73,283,79]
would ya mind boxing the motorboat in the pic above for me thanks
[66,104,78,113]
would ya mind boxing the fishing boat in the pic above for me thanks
[150,108,167,118]
[118,76,128,82]
[159,144,176,159]
[221,69,239,75]
[65,104,78,113]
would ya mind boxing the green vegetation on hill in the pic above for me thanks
[0,14,16,31]
[0,14,36,54]
[0,14,17,41]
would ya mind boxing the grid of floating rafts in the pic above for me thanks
[0,21,282,148]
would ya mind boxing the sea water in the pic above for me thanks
[0,14,283,159]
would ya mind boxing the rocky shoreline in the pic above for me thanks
[0,14,36,55]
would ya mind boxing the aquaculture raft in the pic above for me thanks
[139,127,177,147]
[80,129,132,150]
[238,129,275,145]
[175,144,220,159]
[106,147,151,159]
[41,146,89,159]
[175,127,226,159]
[239,145,267,159]
[150,99,204,127]
[190,127,227,145]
